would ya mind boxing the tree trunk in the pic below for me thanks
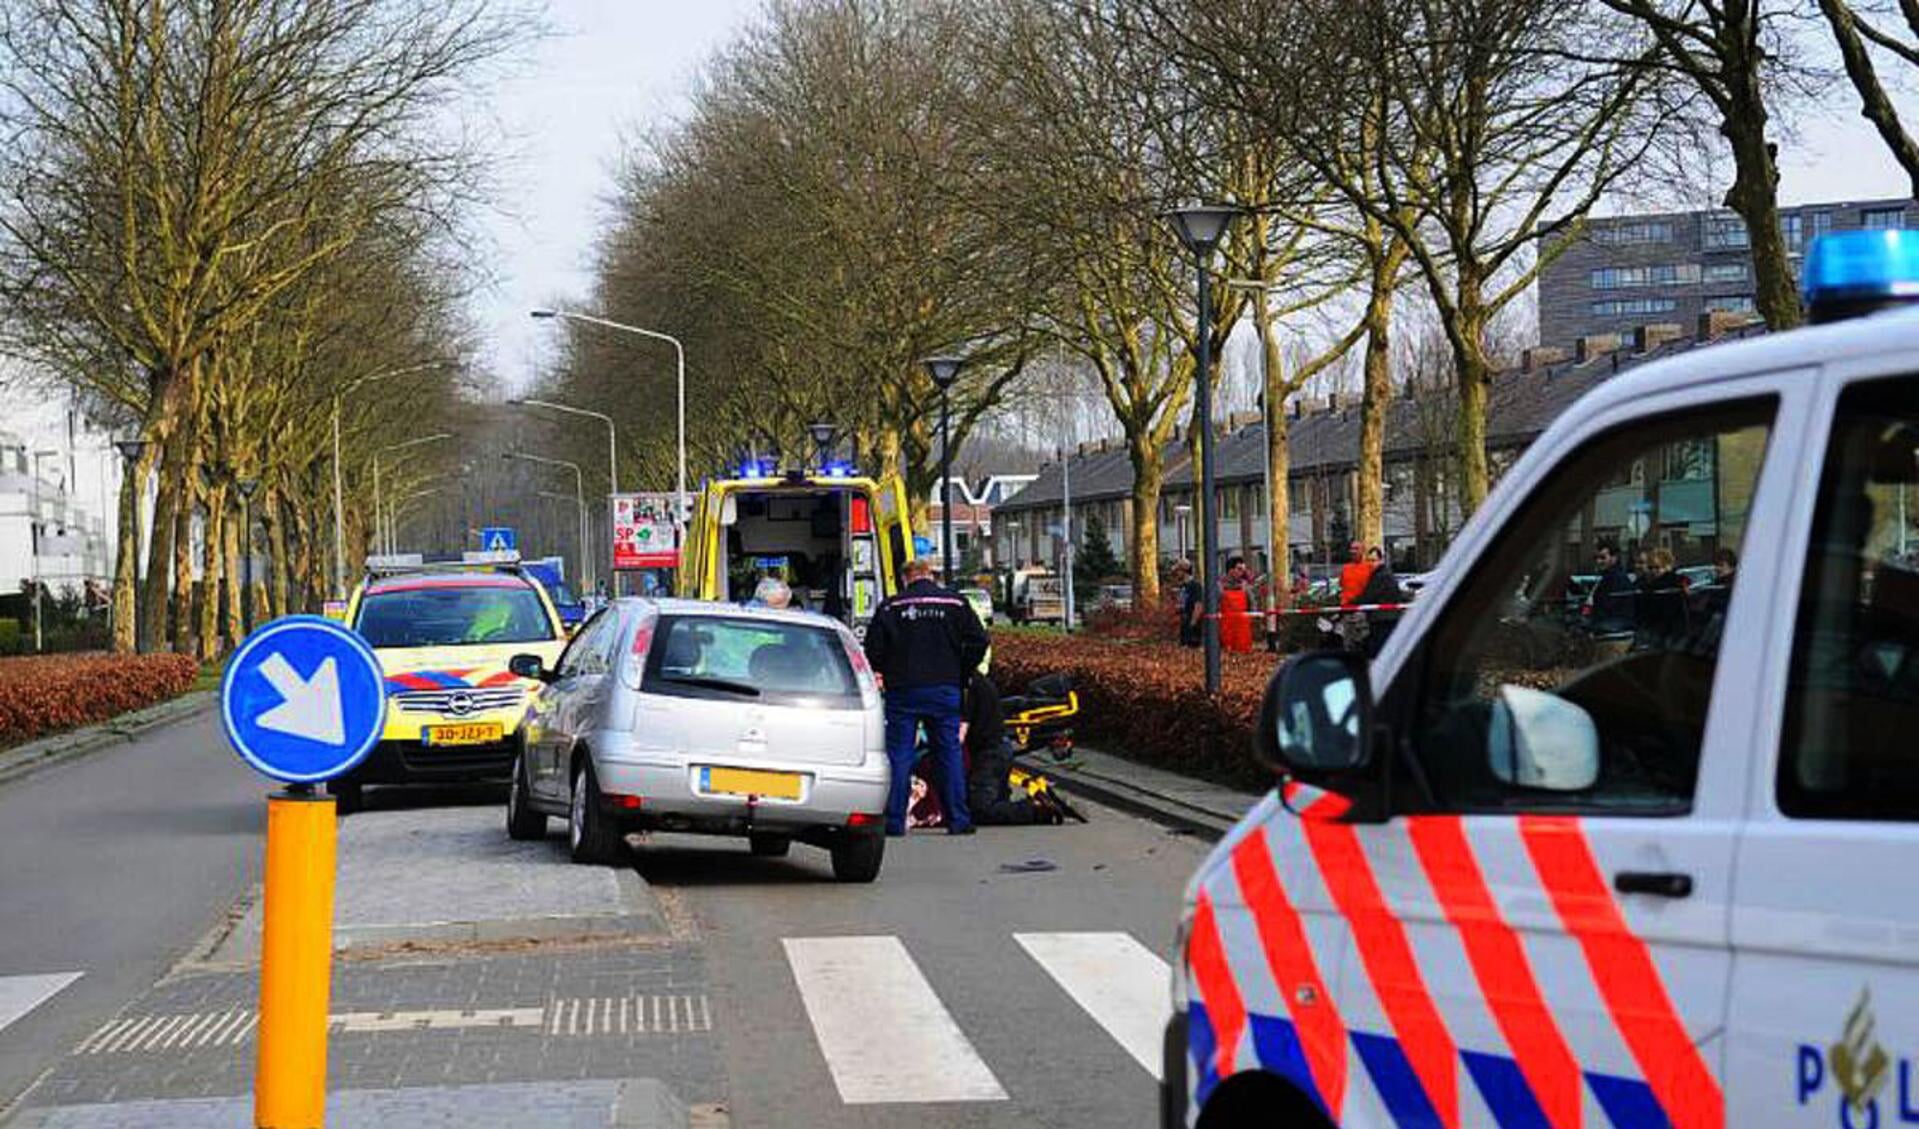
[140,433,183,653]
[1721,69,1801,330]
[1451,276,1495,515]
[1356,234,1406,551]
[1127,440,1165,605]
[222,494,243,646]
[197,484,225,662]
[1270,416,1294,607]
[170,477,194,654]
[268,497,290,617]
[111,447,151,653]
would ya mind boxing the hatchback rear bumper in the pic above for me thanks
[593,757,888,828]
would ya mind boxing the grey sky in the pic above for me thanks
[475,0,761,392]
[472,1,1918,396]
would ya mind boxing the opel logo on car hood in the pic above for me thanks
[446,691,475,716]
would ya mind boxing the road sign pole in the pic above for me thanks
[254,787,337,1128]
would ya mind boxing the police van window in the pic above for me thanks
[1410,402,1775,814]
[1778,376,1919,820]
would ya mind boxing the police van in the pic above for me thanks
[1165,230,1919,1128]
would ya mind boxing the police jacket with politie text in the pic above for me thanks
[862,578,990,690]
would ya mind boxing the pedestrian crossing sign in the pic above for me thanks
[479,526,517,553]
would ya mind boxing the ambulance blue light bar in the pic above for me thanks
[1802,228,1919,322]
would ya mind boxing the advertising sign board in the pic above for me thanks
[612,493,680,569]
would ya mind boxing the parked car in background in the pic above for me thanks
[507,599,889,881]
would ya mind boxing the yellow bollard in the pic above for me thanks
[254,789,337,1129]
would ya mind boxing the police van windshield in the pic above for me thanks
[355,583,555,648]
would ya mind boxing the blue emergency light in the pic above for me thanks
[1801,228,1919,323]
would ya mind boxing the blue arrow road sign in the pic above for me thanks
[479,526,518,552]
[221,615,387,784]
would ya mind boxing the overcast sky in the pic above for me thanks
[470,1,1919,396]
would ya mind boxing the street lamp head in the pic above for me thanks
[114,438,148,463]
[921,355,964,390]
[807,421,838,449]
[236,478,260,499]
[1163,203,1247,259]
[529,309,559,320]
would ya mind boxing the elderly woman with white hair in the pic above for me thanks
[749,576,793,609]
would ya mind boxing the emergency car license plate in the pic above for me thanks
[422,722,503,746]
[702,766,803,800]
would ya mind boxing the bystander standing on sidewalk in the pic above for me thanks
[863,557,989,837]
[1173,559,1202,648]
[1218,556,1254,654]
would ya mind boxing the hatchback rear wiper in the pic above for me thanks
[659,674,762,697]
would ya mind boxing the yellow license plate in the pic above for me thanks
[704,767,803,800]
[423,722,503,746]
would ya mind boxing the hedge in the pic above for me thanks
[990,629,1280,791]
[0,652,200,746]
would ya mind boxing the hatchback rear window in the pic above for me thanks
[644,615,859,707]
[355,583,554,648]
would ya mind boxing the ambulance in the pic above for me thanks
[1165,229,1919,1128]
[679,457,917,638]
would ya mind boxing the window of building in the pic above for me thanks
[1590,264,1700,290]
[1778,376,1919,820]
[1705,295,1756,314]
[1863,206,1908,230]
[1218,487,1239,520]
[1811,211,1834,240]
[1703,215,1750,249]
[1409,403,1775,814]
[1781,213,1804,254]
[1703,262,1748,284]
[1592,220,1676,245]
[1591,297,1680,317]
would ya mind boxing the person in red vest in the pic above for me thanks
[1338,540,1374,608]
[1218,556,1255,653]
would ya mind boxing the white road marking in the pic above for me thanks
[783,935,1007,1105]
[0,972,82,1036]
[1015,931,1172,1078]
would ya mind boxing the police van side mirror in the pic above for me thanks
[1486,685,1600,791]
[508,653,551,683]
[1257,652,1376,776]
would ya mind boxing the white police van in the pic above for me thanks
[1166,230,1919,1129]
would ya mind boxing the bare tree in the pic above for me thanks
[1815,0,1919,194]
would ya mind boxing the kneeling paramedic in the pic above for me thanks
[863,557,990,836]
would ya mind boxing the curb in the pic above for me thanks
[1022,755,1257,843]
[0,691,216,787]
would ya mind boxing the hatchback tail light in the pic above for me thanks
[840,632,877,694]
[619,618,657,690]
[846,812,879,828]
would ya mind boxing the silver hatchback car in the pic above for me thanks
[504,598,890,881]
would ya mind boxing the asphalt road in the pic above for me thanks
[0,710,265,1114]
[633,804,1211,1129]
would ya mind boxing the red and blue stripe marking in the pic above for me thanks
[383,669,521,695]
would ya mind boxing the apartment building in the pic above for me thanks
[1538,196,1915,348]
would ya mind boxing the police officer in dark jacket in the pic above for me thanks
[864,557,990,835]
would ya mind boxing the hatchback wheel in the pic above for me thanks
[748,833,790,858]
[568,760,621,864]
[830,833,883,883]
[506,751,546,841]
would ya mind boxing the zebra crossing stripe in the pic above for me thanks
[783,935,1007,1104]
[1014,932,1171,1079]
[0,972,82,1036]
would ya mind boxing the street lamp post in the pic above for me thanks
[922,356,964,584]
[531,309,687,526]
[503,451,589,591]
[333,362,444,597]
[1175,503,1192,562]
[509,397,620,595]
[236,478,260,635]
[1165,203,1246,694]
[373,433,453,557]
